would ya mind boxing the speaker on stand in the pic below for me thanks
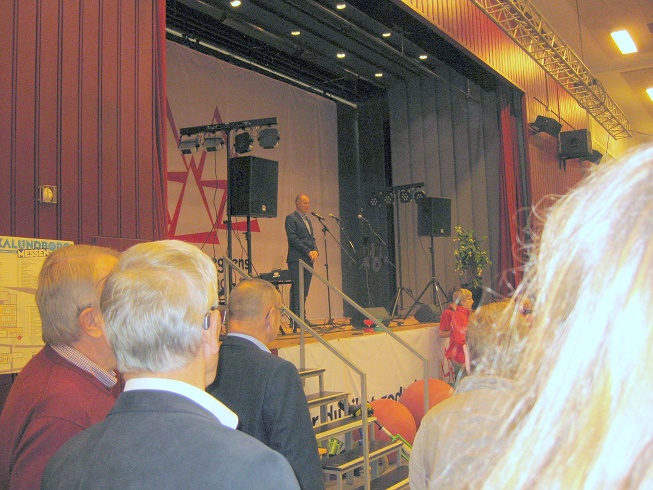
[403,198,451,320]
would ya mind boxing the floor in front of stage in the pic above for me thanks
[269,315,437,350]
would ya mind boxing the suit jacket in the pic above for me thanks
[207,336,324,490]
[41,390,299,490]
[285,210,317,264]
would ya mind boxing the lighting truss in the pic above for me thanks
[469,0,631,139]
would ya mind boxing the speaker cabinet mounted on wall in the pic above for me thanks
[417,197,452,237]
[559,129,592,160]
[229,156,278,218]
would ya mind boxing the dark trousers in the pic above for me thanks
[288,260,312,320]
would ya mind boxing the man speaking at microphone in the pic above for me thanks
[285,194,319,332]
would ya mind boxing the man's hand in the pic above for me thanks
[309,251,319,262]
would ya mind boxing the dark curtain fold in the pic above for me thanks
[497,85,526,294]
[153,0,168,239]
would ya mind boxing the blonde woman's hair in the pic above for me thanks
[480,146,653,488]
[452,288,472,305]
[101,240,218,375]
[37,245,119,345]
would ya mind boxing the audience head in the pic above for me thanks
[227,278,283,344]
[100,240,220,384]
[481,146,653,488]
[466,300,529,378]
[37,244,119,347]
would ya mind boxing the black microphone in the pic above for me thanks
[329,213,342,222]
[311,211,325,220]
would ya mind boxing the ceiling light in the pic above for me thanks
[647,88,653,103]
[336,3,346,9]
[375,72,383,78]
[419,54,428,60]
[610,30,637,54]
[230,0,241,7]
[336,52,346,59]
[291,30,301,36]
[382,32,391,38]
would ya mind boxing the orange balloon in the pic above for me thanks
[399,379,454,429]
[369,398,417,445]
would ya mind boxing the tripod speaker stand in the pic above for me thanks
[404,197,451,320]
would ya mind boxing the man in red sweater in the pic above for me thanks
[0,245,121,490]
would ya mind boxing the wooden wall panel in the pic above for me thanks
[0,0,165,245]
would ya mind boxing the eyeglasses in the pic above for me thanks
[264,306,283,321]
[204,306,228,330]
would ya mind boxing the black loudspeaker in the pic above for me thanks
[417,198,451,237]
[560,129,592,159]
[229,156,278,217]
[530,115,562,137]
[414,303,441,323]
[351,307,391,329]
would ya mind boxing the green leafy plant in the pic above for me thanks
[453,225,491,289]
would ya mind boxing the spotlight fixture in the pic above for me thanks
[234,131,254,154]
[399,188,412,203]
[336,2,346,9]
[382,32,391,38]
[203,135,225,152]
[413,190,426,201]
[587,149,603,165]
[336,52,346,59]
[230,0,241,7]
[419,54,428,60]
[258,127,280,149]
[178,137,199,155]
[367,192,381,208]
[529,115,562,138]
[375,72,383,78]
[383,191,394,205]
[291,30,301,36]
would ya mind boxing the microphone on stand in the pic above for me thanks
[357,214,370,223]
[329,213,342,222]
[311,211,325,221]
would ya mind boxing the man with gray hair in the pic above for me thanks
[0,245,120,490]
[208,278,323,489]
[41,240,299,489]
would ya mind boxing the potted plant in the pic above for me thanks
[453,225,491,303]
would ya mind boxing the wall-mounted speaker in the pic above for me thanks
[414,303,441,323]
[229,156,278,218]
[560,129,592,160]
[417,197,451,237]
[351,307,391,329]
[530,115,562,137]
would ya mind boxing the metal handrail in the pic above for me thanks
[299,259,430,423]
[222,257,372,490]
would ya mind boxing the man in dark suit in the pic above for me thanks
[207,279,324,490]
[286,194,319,330]
[42,241,299,490]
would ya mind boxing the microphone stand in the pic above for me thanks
[316,216,334,326]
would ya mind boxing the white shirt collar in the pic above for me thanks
[227,332,271,353]
[124,377,238,429]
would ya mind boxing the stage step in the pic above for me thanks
[321,439,404,474]
[352,465,409,490]
[314,414,376,442]
[306,391,349,410]
[298,367,325,379]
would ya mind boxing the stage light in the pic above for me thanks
[529,115,562,138]
[178,137,199,155]
[399,188,412,203]
[368,192,381,208]
[258,127,280,149]
[587,149,603,165]
[414,190,426,201]
[203,135,224,152]
[234,131,254,154]
[383,191,394,205]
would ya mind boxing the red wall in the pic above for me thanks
[0,0,166,244]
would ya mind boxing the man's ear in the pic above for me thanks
[78,306,104,339]
[202,310,220,357]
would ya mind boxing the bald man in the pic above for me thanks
[285,194,319,330]
[207,279,323,489]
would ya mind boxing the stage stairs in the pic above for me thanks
[300,367,409,490]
